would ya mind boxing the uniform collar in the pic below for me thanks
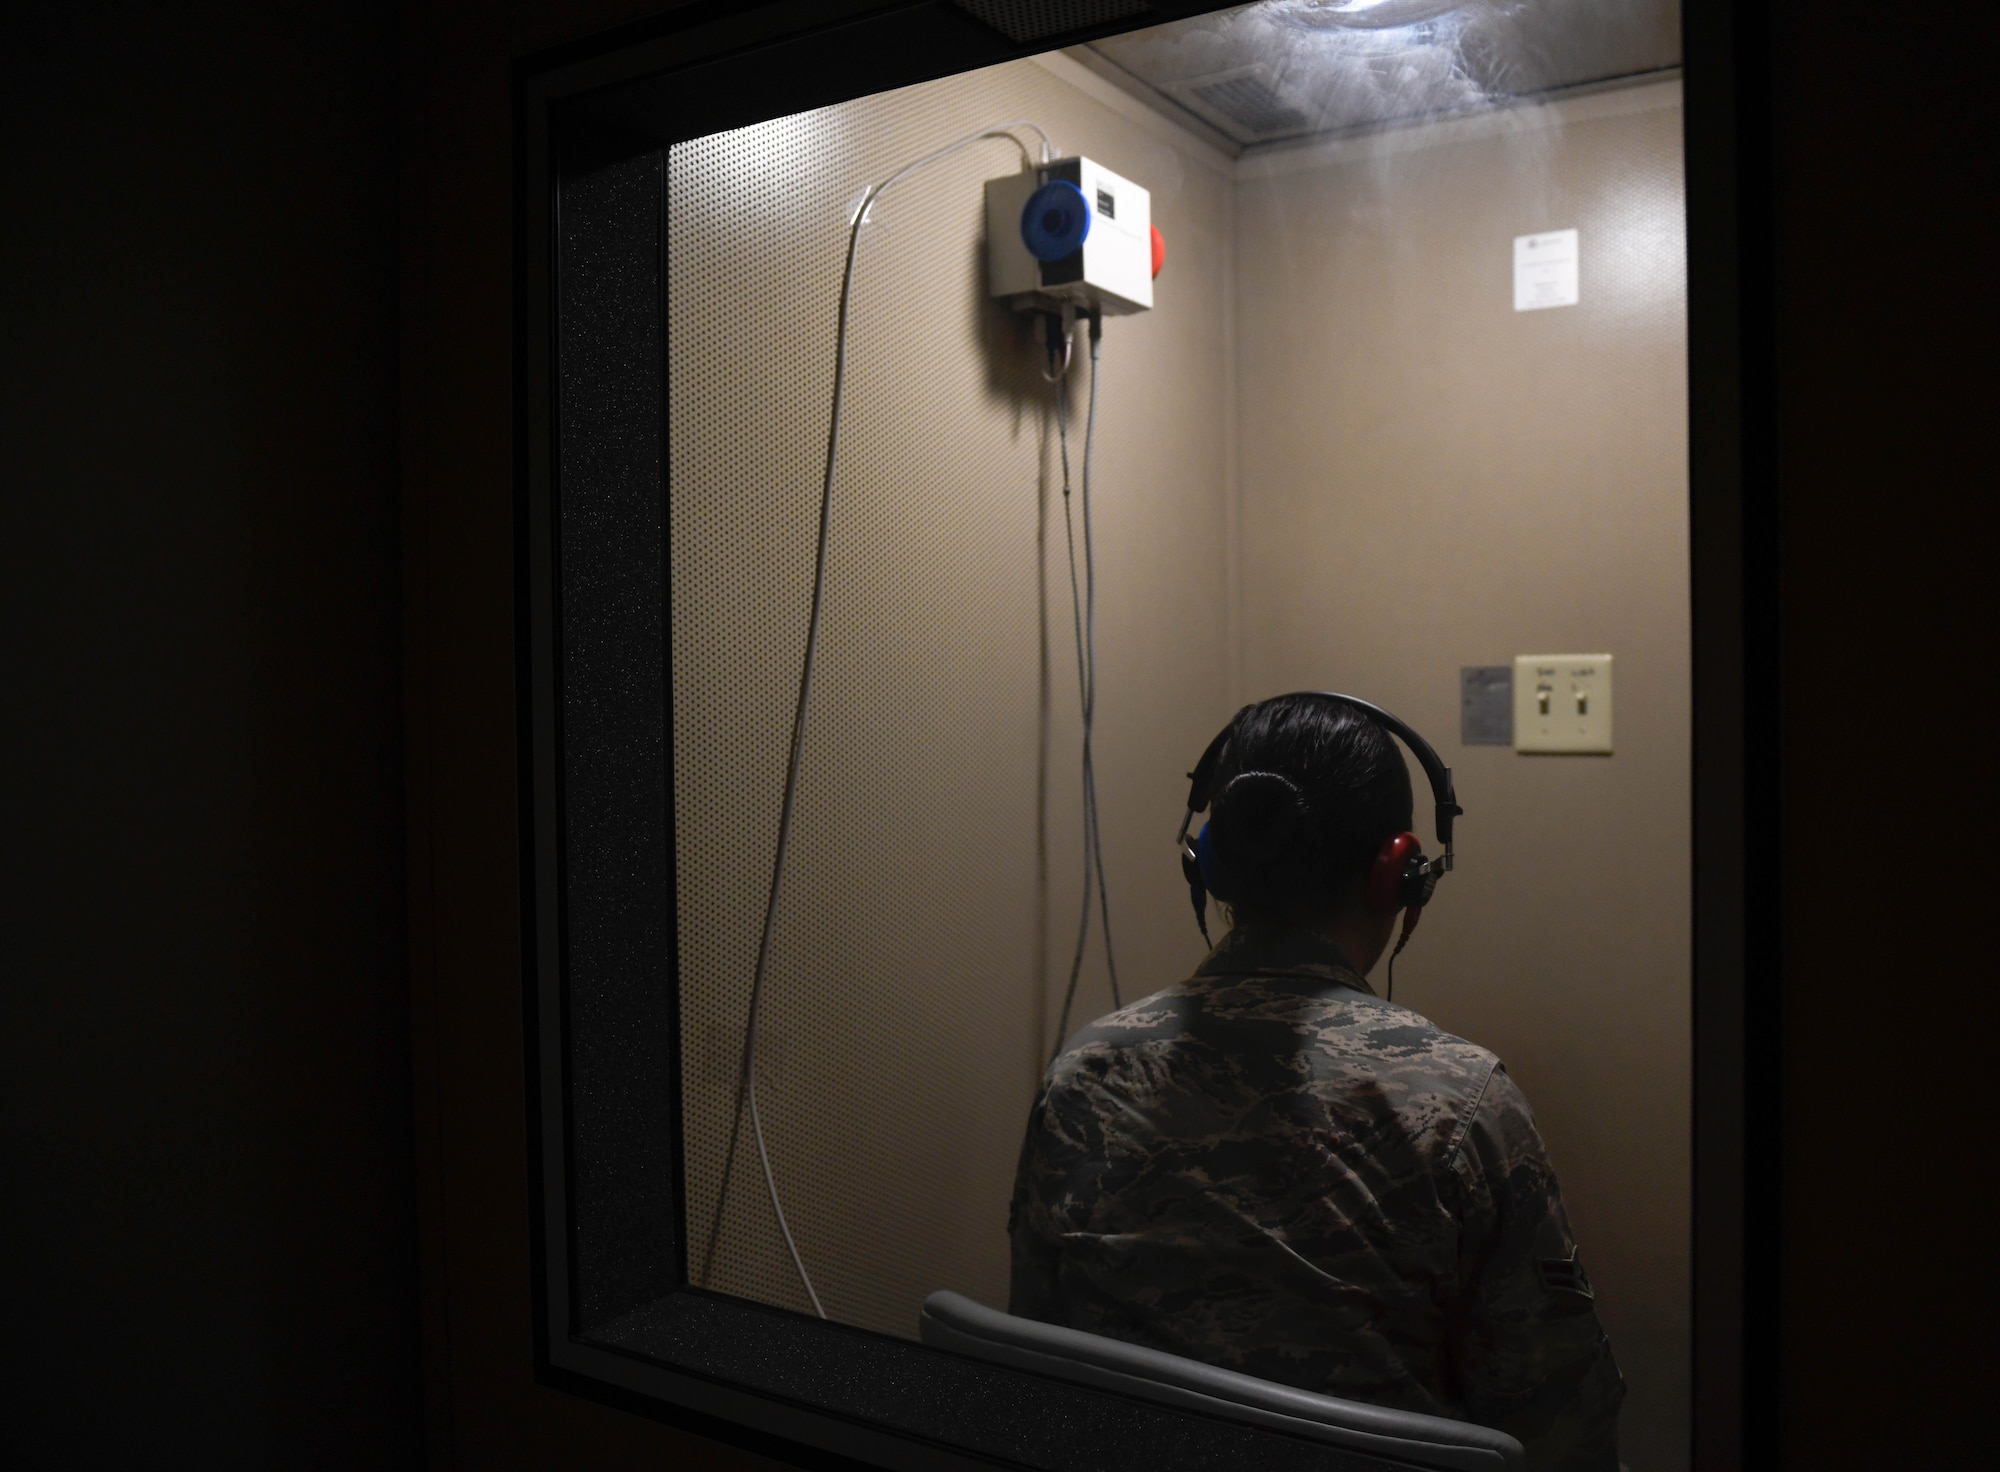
[1192,924,1377,997]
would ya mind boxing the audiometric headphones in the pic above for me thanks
[1175,693,1464,974]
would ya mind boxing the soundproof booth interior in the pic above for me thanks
[528,2,1694,1469]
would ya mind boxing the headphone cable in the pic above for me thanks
[706,123,1055,1321]
[1385,907,1416,1004]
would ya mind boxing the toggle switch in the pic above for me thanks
[1514,654,1613,753]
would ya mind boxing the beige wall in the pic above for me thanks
[1232,83,1690,1472]
[672,57,1689,1472]
[669,57,1236,1338]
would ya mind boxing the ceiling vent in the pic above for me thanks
[1160,64,1319,143]
[950,0,1152,44]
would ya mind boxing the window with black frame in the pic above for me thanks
[528,3,1701,1469]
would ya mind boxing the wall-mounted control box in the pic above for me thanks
[986,157,1153,315]
[1514,654,1613,753]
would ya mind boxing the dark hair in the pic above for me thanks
[1207,693,1414,923]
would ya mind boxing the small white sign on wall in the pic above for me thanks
[1514,229,1579,311]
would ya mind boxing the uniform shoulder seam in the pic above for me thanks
[1442,1056,1501,1172]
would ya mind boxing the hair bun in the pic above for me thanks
[1217,769,1309,824]
[1211,771,1315,906]
[1200,693,1414,922]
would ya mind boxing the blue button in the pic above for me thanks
[1020,179,1092,262]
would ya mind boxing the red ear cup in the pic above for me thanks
[1366,831,1423,915]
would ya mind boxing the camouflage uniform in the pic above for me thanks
[1009,926,1624,1471]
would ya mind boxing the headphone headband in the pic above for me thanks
[1180,691,1462,862]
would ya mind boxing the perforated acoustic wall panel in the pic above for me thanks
[670,58,1234,1336]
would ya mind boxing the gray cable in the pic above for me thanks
[1051,384,1093,1060]
[1081,326,1117,1009]
[1050,323,1117,1063]
[712,122,1055,1322]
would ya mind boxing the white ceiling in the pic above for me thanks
[1084,1,1681,148]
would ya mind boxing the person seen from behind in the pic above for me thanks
[1008,692,1625,1471]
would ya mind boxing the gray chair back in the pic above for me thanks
[918,1291,1525,1471]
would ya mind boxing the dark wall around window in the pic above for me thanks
[0,2,420,1466]
[0,1,1990,1468]
[1769,1,1995,1466]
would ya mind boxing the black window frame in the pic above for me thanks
[516,2,1777,1467]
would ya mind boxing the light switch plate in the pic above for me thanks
[1514,654,1613,753]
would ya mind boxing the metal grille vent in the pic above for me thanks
[950,0,1152,45]
[1165,65,1317,143]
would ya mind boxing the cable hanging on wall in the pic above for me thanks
[1049,311,1119,1064]
[701,122,1056,1322]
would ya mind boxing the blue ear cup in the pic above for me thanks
[1020,179,1092,262]
[1196,820,1230,902]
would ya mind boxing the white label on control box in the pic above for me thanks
[1514,229,1579,311]
[1077,156,1152,313]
